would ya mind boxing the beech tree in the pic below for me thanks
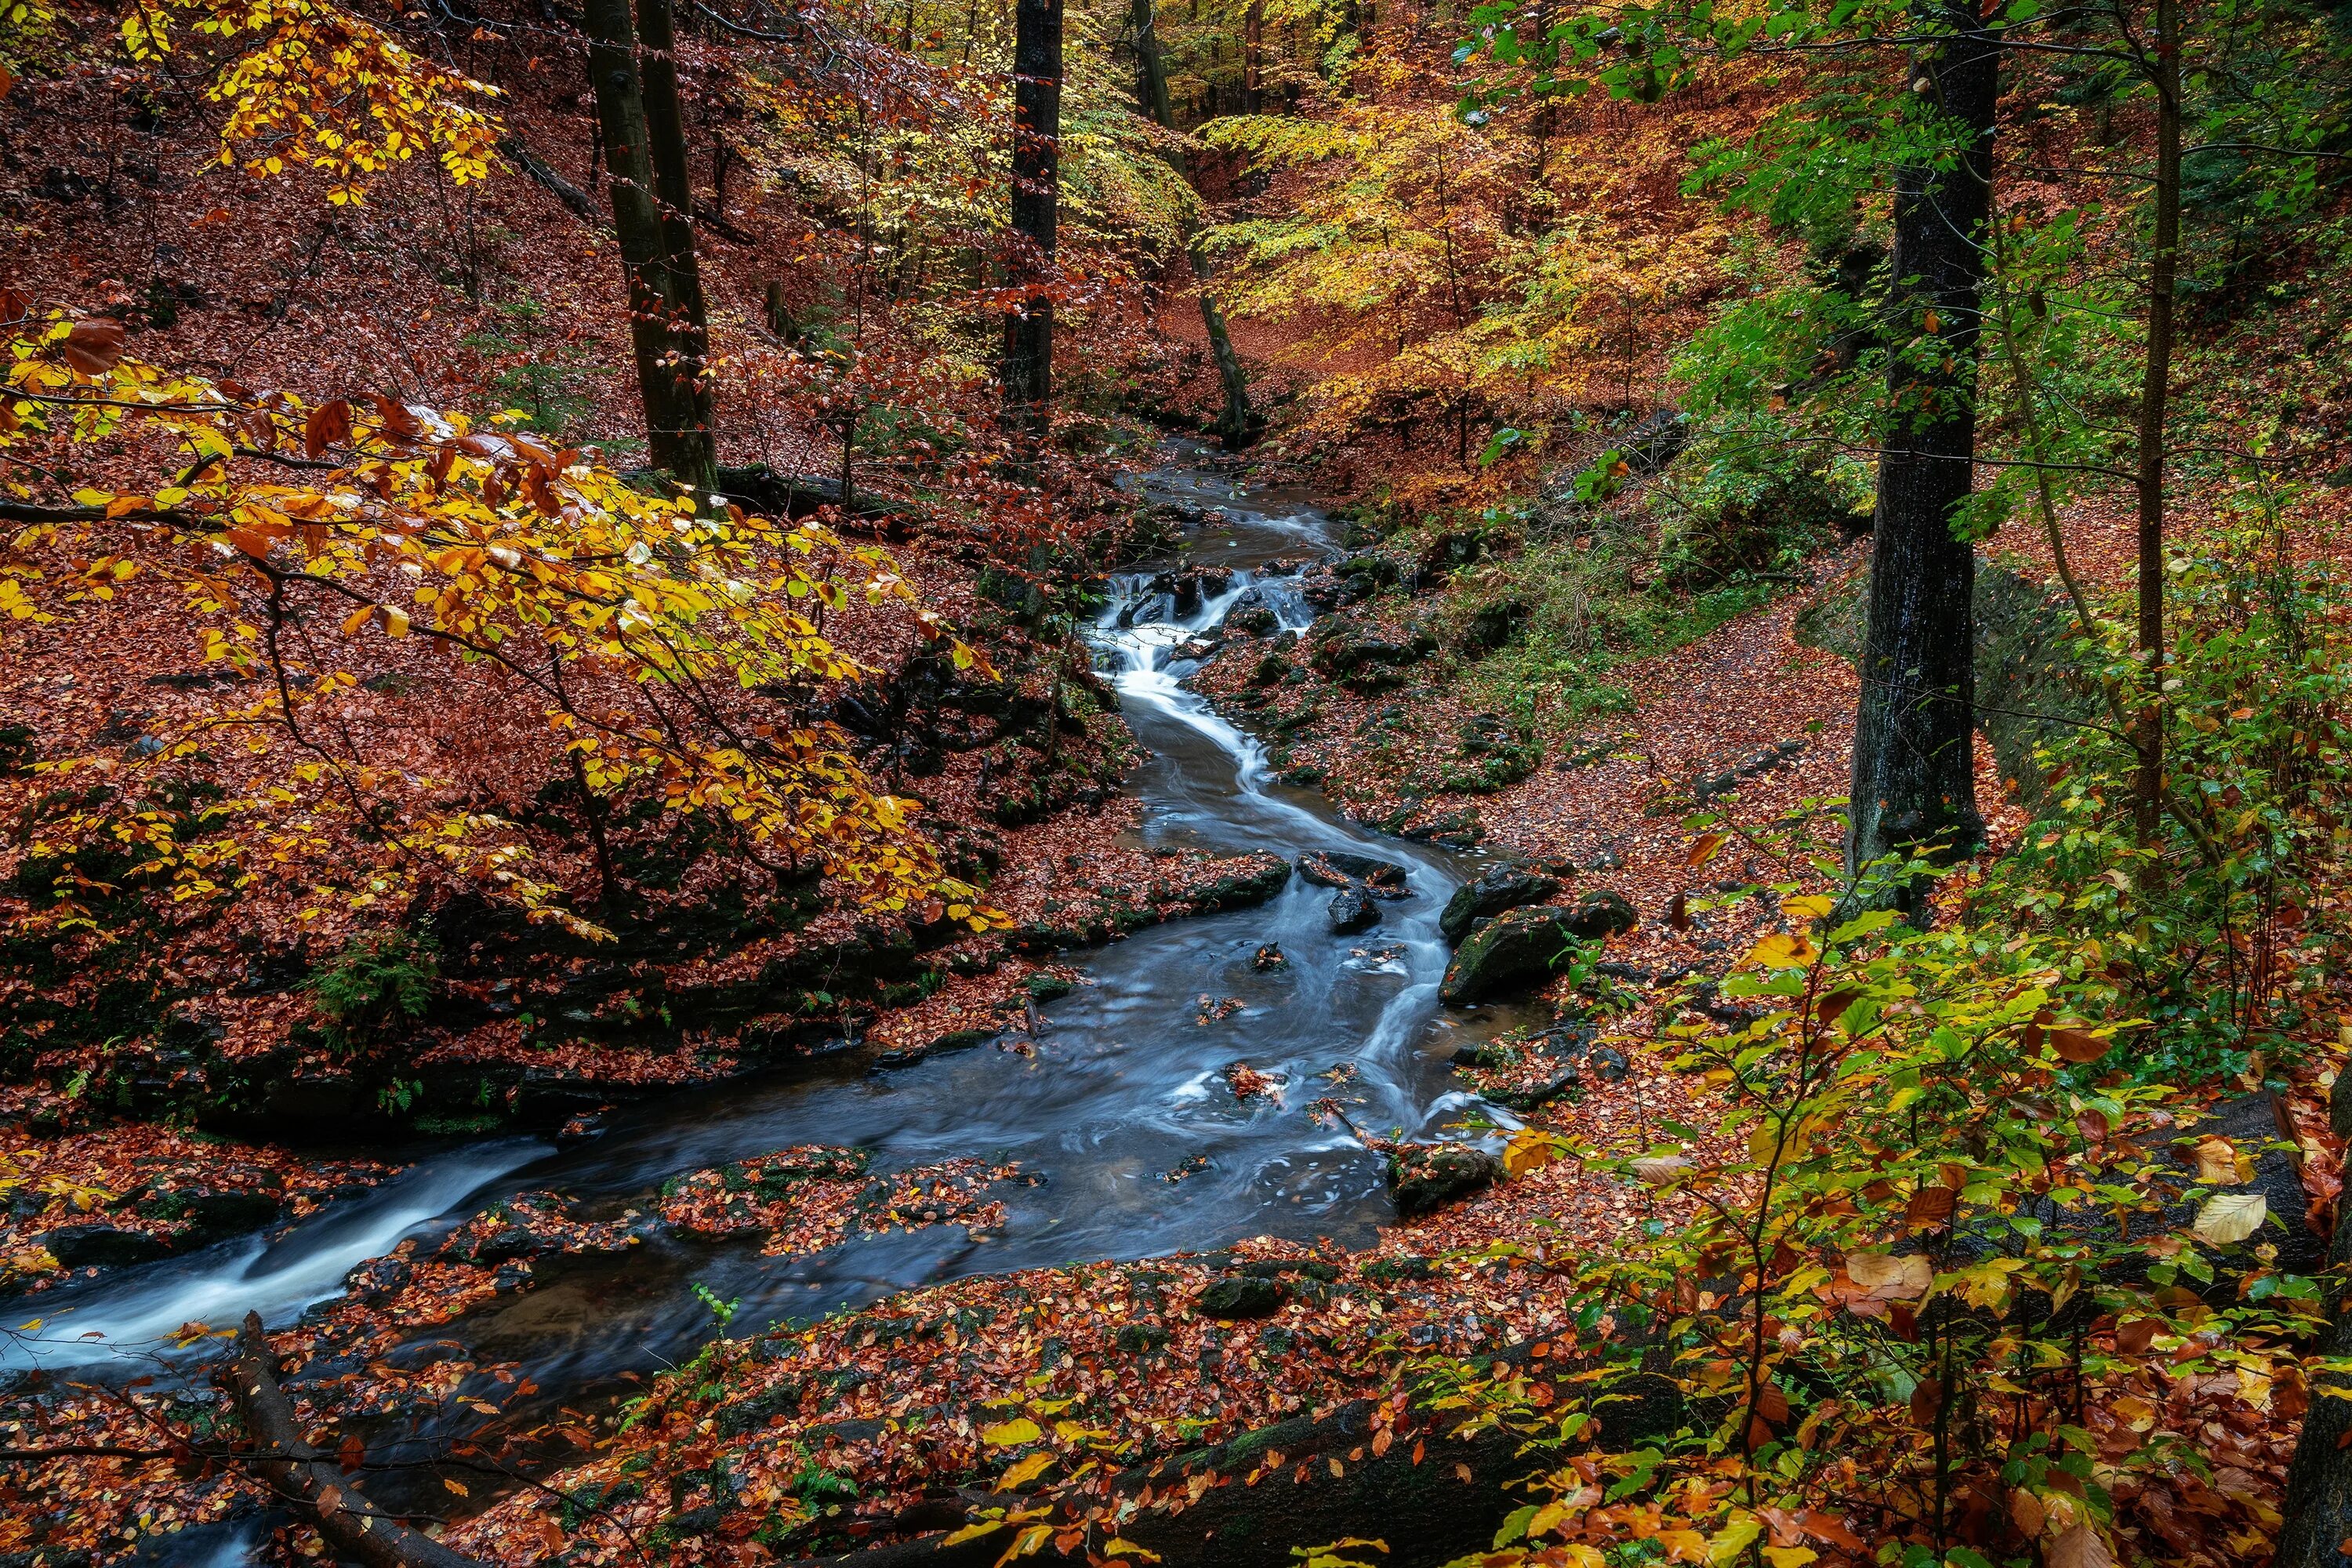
[1846,0,1998,881]
[1003,0,1064,424]
[1132,0,1256,445]
[582,0,720,488]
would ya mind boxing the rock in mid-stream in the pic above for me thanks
[1327,887,1382,935]
[1387,1142,1503,1216]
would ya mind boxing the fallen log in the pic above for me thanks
[788,1367,1682,1568]
[224,1312,485,1568]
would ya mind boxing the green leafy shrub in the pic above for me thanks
[307,928,438,1051]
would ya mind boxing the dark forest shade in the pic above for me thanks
[1847,2,1998,884]
[582,0,718,489]
[1002,0,1063,423]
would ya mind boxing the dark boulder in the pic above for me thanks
[1197,1274,1288,1319]
[1439,865,1563,945]
[1441,905,1583,1005]
[1620,408,1692,473]
[1563,888,1638,941]
[1327,888,1381,935]
[42,1223,171,1269]
[1388,1142,1503,1217]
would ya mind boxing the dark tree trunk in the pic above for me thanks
[1131,0,1254,445]
[1847,0,1997,884]
[224,1315,483,1568]
[1132,0,1173,128]
[583,0,717,489]
[1243,0,1263,112]
[1190,244,1254,445]
[1001,0,1063,426]
[2132,0,2180,842]
[2282,1077,2352,1563]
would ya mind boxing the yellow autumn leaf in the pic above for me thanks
[1503,1129,1555,1176]
[1750,931,1817,969]
[995,1523,1053,1566]
[1781,894,1835,922]
[2190,1192,2266,1246]
[981,1417,1044,1446]
[1101,1541,1160,1563]
[993,1450,1054,1492]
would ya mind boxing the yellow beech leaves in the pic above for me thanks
[1,302,996,936]
[118,0,503,202]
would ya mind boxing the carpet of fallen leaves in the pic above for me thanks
[656,1145,1027,1257]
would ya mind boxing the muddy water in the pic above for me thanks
[12,452,1526,1555]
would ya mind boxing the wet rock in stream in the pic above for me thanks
[1327,887,1381,935]
[1295,850,1410,897]
[1439,892,1639,1004]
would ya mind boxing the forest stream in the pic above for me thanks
[5,452,1526,1559]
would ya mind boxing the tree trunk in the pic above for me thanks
[2132,0,2180,844]
[1131,0,1173,128]
[1846,0,1997,884]
[582,0,717,489]
[1243,0,1263,112]
[2281,1075,2352,1564]
[1131,0,1253,444]
[1191,245,1254,445]
[224,1314,485,1568]
[1001,0,1063,429]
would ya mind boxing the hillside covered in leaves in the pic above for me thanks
[7,0,2352,1563]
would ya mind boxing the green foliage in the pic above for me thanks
[306,927,437,1051]
[1454,520,2350,1563]
[2002,518,2352,1080]
[463,299,608,438]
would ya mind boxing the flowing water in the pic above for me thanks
[9,451,1526,1555]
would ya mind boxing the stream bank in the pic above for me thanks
[2,448,1554,1566]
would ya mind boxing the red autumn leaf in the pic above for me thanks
[2049,1025,2108,1064]
[1905,1185,1956,1229]
[303,398,354,458]
[61,317,125,375]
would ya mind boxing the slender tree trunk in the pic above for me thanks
[2281,1078,2352,1564]
[1131,0,1255,445]
[1002,0,1062,433]
[582,0,717,488]
[2132,0,2180,844]
[1243,0,1263,112]
[1132,0,1173,126]
[1191,245,1254,444]
[1847,0,1997,885]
